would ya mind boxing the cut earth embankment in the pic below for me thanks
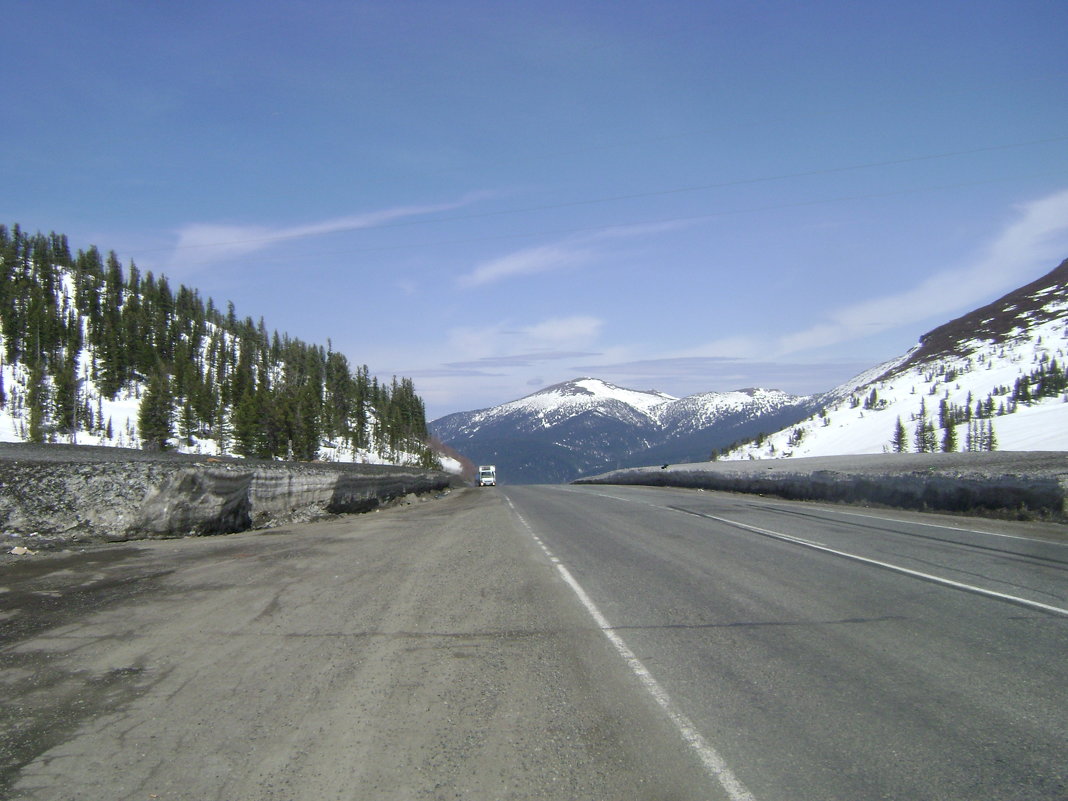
[576,452,1068,521]
[0,443,458,546]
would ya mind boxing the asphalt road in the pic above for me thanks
[2,486,1066,799]
[1,489,712,800]
[504,484,1068,801]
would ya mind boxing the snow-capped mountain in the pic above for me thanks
[431,378,812,484]
[658,388,809,435]
[648,387,821,465]
[723,257,1068,460]
[435,378,676,441]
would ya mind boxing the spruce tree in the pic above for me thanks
[233,388,261,458]
[138,367,174,450]
[913,400,937,453]
[941,421,958,453]
[177,401,197,447]
[293,382,321,460]
[52,353,80,443]
[26,360,48,444]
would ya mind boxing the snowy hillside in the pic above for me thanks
[659,388,809,433]
[0,355,144,449]
[0,227,439,468]
[0,337,431,467]
[723,259,1068,460]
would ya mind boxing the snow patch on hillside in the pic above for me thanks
[0,283,429,467]
[723,312,1068,459]
[571,378,677,413]
[661,388,809,431]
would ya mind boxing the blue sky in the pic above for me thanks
[4,0,1068,419]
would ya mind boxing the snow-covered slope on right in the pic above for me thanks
[722,257,1068,460]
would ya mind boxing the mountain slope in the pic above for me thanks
[723,257,1068,460]
[0,225,437,466]
[890,257,1068,373]
[642,388,820,465]
[431,378,812,483]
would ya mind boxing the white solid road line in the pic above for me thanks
[683,508,1068,618]
[801,504,1068,546]
[564,486,1068,618]
[506,497,758,801]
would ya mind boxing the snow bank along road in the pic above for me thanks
[578,451,1068,520]
[3,486,1067,799]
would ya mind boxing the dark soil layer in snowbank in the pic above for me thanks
[576,452,1068,520]
[0,443,458,546]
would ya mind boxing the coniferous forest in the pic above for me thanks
[0,224,438,467]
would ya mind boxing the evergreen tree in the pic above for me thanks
[292,382,321,460]
[52,353,80,443]
[138,367,174,450]
[895,416,910,453]
[26,360,48,444]
[232,388,261,457]
[177,401,197,447]
[941,420,958,452]
[913,400,937,453]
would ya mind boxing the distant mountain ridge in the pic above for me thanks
[431,378,814,483]
[435,258,1068,479]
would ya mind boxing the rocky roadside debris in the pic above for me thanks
[0,443,459,552]
[576,451,1068,521]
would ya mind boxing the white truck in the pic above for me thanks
[477,465,497,487]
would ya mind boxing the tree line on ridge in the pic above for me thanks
[0,224,436,466]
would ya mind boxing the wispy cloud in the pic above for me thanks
[446,315,604,357]
[677,187,1068,364]
[456,220,685,288]
[408,349,604,381]
[404,317,607,414]
[775,188,1068,355]
[168,195,482,271]
[582,188,1068,397]
[456,242,596,288]
[445,350,601,370]
[521,315,604,344]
